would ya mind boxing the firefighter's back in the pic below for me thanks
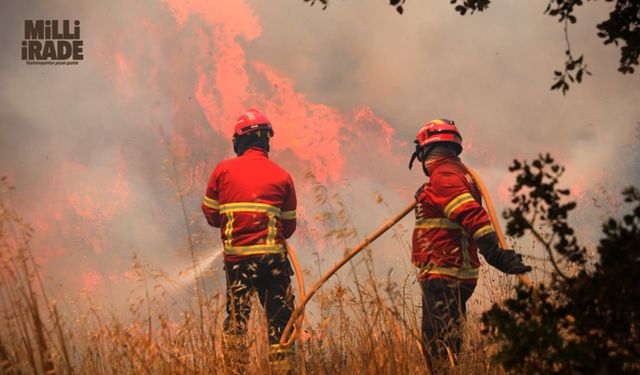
[212,148,297,259]
[218,149,291,207]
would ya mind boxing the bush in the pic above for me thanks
[482,154,640,374]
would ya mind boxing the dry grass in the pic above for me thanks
[0,172,517,375]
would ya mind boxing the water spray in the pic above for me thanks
[178,249,223,286]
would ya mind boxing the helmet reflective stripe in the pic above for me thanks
[238,123,272,135]
[233,108,274,137]
[242,111,256,120]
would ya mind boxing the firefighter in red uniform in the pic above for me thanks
[408,119,531,364]
[201,109,297,371]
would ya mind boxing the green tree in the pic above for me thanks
[481,154,640,374]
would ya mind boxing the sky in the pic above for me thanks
[0,0,638,313]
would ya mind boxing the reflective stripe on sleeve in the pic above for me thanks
[472,224,495,240]
[443,193,475,218]
[203,196,219,209]
[281,210,296,220]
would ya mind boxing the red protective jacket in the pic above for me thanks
[201,148,297,262]
[413,155,495,284]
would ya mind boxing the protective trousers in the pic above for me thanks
[223,253,294,345]
[420,278,475,361]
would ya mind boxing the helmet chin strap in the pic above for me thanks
[409,144,435,176]
[408,150,419,170]
[232,136,238,155]
[421,146,435,176]
[422,160,430,176]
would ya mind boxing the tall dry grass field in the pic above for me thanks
[0,173,531,375]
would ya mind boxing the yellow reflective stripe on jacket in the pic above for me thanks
[443,193,475,218]
[472,224,495,240]
[415,218,462,230]
[461,236,471,269]
[223,244,285,255]
[203,196,219,209]
[420,265,480,280]
[219,202,282,216]
[266,212,277,246]
[281,210,296,220]
[219,202,289,253]
[224,212,234,248]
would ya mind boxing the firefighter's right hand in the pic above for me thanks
[491,250,532,274]
[477,232,531,274]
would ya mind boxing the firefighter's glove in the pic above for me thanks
[415,183,427,202]
[477,232,531,274]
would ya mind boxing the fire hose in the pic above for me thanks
[466,167,533,288]
[280,201,416,347]
[282,242,305,347]
[280,167,534,347]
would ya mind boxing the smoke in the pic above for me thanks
[0,0,638,314]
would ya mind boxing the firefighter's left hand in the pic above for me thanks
[478,232,531,274]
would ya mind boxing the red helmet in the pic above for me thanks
[416,119,463,150]
[409,119,463,169]
[233,109,274,137]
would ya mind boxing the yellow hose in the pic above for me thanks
[282,242,306,347]
[279,201,417,346]
[466,167,533,288]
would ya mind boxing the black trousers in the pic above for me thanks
[420,278,476,360]
[223,253,294,345]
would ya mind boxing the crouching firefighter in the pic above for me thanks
[201,109,297,372]
[408,119,531,365]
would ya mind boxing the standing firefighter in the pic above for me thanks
[408,119,531,365]
[201,109,297,372]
